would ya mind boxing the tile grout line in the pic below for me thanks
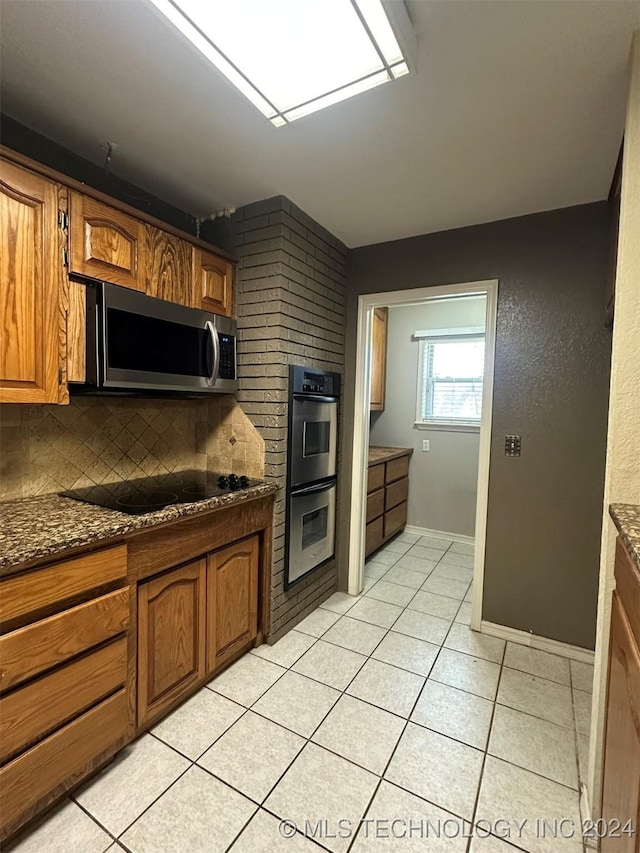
[466,639,507,852]
[77,654,300,847]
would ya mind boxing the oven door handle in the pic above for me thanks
[292,480,336,496]
[292,394,338,404]
[205,320,220,386]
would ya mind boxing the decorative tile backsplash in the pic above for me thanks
[205,396,265,480]
[0,395,264,502]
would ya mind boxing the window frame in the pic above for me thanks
[414,331,485,432]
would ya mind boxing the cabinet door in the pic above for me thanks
[137,559,206,727]
[69,192,145,291]
[601,591,640,852]
[370,307,388,411]
[193,247,233,317]
[207,536,258,671]
[0,159,63,403]
[144,224,193,306]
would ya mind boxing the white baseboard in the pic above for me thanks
[404,525,475,545]
[481,620,596,665]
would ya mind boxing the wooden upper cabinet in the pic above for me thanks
[370,307,388,411]
[0,159,63,403]
[144,224,193,306]
[207,536,259,671]
[193,247,233,317]
[69,192,145,291]
[137,559,206,727]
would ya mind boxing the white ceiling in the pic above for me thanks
[1,0,638,247]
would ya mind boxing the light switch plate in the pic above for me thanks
[505,435,521,457]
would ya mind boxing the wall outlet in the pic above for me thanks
[422,439,430,452]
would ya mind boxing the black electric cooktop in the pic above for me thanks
[61,469,261,515]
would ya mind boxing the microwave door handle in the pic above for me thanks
[205,320,220,386]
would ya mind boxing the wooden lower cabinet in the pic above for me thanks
[0,539,132,844]
[0,496,273,842]
[0,690,127,842]
[137,537,260,726]
[365,517,384,556]
[137,559,207,728]
[365,448,413,557]
[601,539,640,852]
[207,536,259,671]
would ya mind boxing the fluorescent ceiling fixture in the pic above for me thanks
[147,0,411,125]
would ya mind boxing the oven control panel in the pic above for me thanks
[291,365,340,397]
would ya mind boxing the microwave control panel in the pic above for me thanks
[219,334,236,380]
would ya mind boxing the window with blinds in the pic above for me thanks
[418,336,485,424]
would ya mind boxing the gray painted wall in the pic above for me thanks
[342,203,612,650]
[370,297,486,537]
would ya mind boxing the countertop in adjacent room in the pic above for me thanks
[610,503,640,572]
[368,446,414,465]
[0,483,277,576]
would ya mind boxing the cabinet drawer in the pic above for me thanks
[385,455,409,484]
[365,517,384,558]
[366,488,385,523]
[384,502,407,539]
[0,588,129,693]
[0,637,127,764]
[0,545,127,628]
[385,477,408,512]
[367,463,385,494]
[0,689,127,843]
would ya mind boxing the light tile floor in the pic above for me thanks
[9,533,595,853]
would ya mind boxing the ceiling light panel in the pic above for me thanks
[147,0,411,124]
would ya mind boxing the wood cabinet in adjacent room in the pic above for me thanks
[365,447,412,557]
[0,159,64,403]
[144,224,193,306]
[370,307,388,412]
[207,536,259,671]
[193,247,234,317]
[601,537,640,852]
[137,559,207,727]
[69,191,146,291]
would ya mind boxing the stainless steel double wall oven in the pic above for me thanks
[285,366,340,589]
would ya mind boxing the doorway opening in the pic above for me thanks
[348,280,498,631]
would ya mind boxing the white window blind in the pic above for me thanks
[418,336,485,423]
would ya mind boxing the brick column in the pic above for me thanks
[205,197,348,640]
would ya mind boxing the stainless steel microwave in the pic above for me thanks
[72,280,237,396]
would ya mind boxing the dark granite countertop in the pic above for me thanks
[368,446,414,466]
[0,483,277,576]
[610,503,640,573]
